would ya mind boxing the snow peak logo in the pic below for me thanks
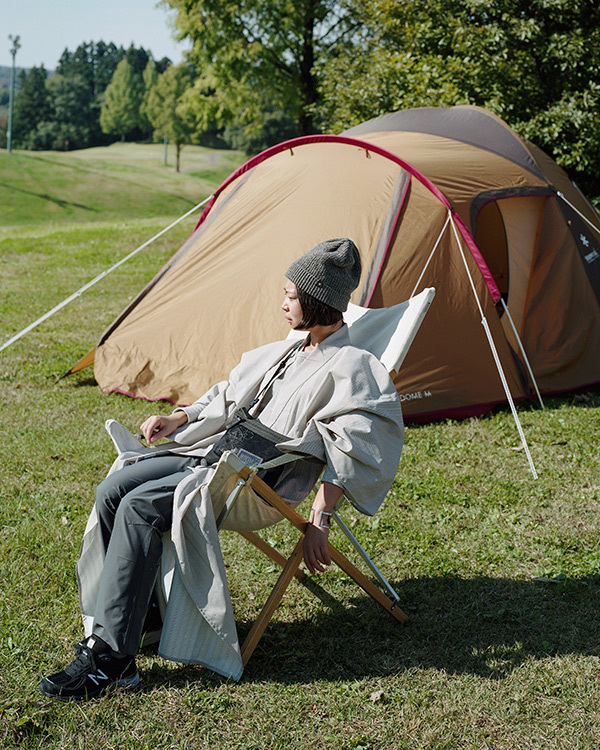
[579,234,599,264]
[399,390,432,402]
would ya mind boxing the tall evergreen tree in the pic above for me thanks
[11,66,52,148]
[91,41,127,94]
[154,57,172,75]
[125,45,151,78]
[56,41,125,96]
[100,58,145,140]
[140,59,160,134]
[56,43,96,92]
[34,73,95,150]
[56,41,140,147]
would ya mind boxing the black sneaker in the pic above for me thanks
[39,636,139,700]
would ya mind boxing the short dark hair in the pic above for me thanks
[295,287,343,329]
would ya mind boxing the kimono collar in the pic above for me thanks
[302,323,351,356]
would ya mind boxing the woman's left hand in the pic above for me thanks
[302,481,342,574]
[303,523,331,574]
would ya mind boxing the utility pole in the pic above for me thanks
[7,34,21,153]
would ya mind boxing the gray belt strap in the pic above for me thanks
[256,452,304,471]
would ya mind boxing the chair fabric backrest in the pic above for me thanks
[287,287,436,373]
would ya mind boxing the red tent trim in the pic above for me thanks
[195,134,501,303]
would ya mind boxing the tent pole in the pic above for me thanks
[0,197,213,355]
[556,191,600,235]
[500,299,545,409]
[448,214,539,479]
[571,182,600,222]
[410,213,451,298]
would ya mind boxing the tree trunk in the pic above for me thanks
[299,0,317,135]
[175,142,181,172]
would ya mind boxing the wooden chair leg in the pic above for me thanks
[240,536,305,666]
[239,530,306,582]
[231,468,409,667]
[238,532,406,621]
[246,474,409,622]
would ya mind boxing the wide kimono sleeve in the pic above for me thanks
[312,351,404,516]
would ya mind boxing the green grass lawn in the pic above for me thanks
[1,144,600,749]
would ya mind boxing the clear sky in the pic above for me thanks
[2,0,190,70]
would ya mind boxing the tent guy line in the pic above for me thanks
[500,298,545,410]
[409,205,540,477]
[0,197,213,355]
[409,212,452,299]
[449,215,539,479]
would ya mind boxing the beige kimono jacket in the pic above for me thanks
[77,326,404,681]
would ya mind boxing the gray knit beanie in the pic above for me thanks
[285,238,362,312]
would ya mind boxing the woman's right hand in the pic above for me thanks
[140,411,188,443]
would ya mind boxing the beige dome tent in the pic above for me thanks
[79,105,600,421]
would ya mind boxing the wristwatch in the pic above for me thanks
[309,509,332,528]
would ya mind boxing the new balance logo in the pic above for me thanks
[88,669,110,686]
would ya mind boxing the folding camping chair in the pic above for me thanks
[216,287,436,666]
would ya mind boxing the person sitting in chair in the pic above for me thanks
[40,238,404,700]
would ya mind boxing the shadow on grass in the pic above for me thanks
[21,151,209,204]
[0,181,98,212]
[542,383,600,410]
[141,573,600,690]
[71,376,98,388]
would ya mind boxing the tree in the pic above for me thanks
[317,0,600,199]
[140,59,160,134]
[33,73,95,150]
[145,64,195,171]
[163,0,359,139]
[57,41,125,97]
[11,66,53,148]
[56,41,126,147]
[56,42,155,147]
[93,41,128,93]
[154,57,172,75]
[223,109,298,155]
[100,58,144,140]
[125,44,151,78]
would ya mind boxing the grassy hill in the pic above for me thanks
[0,142,245,227]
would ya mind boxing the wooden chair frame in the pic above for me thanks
[219,463,409,667]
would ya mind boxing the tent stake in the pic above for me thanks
[0,197,213,354]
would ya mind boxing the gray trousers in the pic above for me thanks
[92,454,203,656]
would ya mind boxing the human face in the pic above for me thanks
[282,281,304,329]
